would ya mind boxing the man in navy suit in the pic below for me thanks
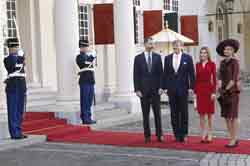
[162,40,195,142]
[133,37,164,143]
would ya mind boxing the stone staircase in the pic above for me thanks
[26,87,57,109]
[1,86,143,140]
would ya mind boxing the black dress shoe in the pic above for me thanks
[175,137,181,142]
[144,137,151,144]
[179,136,186,143]
[12,135,28,140]
[83,120,97,125]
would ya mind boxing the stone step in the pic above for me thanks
[0,112,8,122]
[93,103,117,112]
[26,87,57,109]
[27,92,56,101]
[0,120,9,139]
[94,108,129,120]
[0,135,46,151]
[26,100,56,109]
[92,108,170,130]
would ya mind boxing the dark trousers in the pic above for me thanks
[168,94,188,139]
[80,83,94,122]
[140,94,162,138]
[6,88,25,138]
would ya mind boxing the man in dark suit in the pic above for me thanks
[162,40,195,142]
[133,37,164,143]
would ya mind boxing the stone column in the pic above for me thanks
[103,45,117,101]
[0,0,10,139]
[244,14,250,72]
[16,0,42,87]
[110,0,141,114]
[55,0,79,103]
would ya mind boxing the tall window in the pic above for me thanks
[5,0,17,55]
[133,0,140,6]
[164,0,171,11]
[133,0,141,44]
[172,0,179,12]
[6,0,17,38]
[79,5,89,40]
[134,11,139,43]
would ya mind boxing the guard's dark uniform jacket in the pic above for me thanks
[76,52,95,85]
[4,52,26,91]
[4,51,27,139]
[76,51,96,124]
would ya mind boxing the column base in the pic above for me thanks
[55,95,81,125]
[0,112,10,139]
[103,85,116,102]
[109,92,141,115]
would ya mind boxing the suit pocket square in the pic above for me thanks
[183,62,187,65]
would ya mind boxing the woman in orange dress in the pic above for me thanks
[194,47,216,143]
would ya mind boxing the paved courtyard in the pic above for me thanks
[0,90,249,166]
[110,91,250,140]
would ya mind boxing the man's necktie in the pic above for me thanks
[147,53,152,72]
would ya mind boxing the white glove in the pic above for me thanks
[87,50,97,58]
[17,49,24,57]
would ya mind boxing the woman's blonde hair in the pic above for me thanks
[199,46,211,62]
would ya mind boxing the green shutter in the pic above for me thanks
[164,12,178,32]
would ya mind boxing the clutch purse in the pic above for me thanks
[217,92,233,108]
[217,96,223,107]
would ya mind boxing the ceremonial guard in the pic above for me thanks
[4,38,27,139]
[76,40,97,124]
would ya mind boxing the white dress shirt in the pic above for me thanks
[144,51,152,64]
[173,52,182,73]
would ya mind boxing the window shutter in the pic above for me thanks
[164,12,178,32]
[93,4,114,44]
[180,15,199,46]
[143,10,163,38]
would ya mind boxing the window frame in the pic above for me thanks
[164,0,171,11]
[133,0,141,44]
[172,0,179,12]
[6,0,17,39]
[79,5,89,41]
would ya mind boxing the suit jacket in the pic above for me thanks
[133,52,163,96]
[162,53,195,96]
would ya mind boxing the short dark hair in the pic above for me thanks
[172,40,184,47]
[144,37,154,44]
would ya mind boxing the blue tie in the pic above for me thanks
[147,53,152,72]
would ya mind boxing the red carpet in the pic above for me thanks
[49,131,250,155]
[22,112,90,138]
[23,112,250,155]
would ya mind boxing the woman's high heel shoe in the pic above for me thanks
[207,134,213,143]
[225,140,239,148]
[200,135,208,143]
